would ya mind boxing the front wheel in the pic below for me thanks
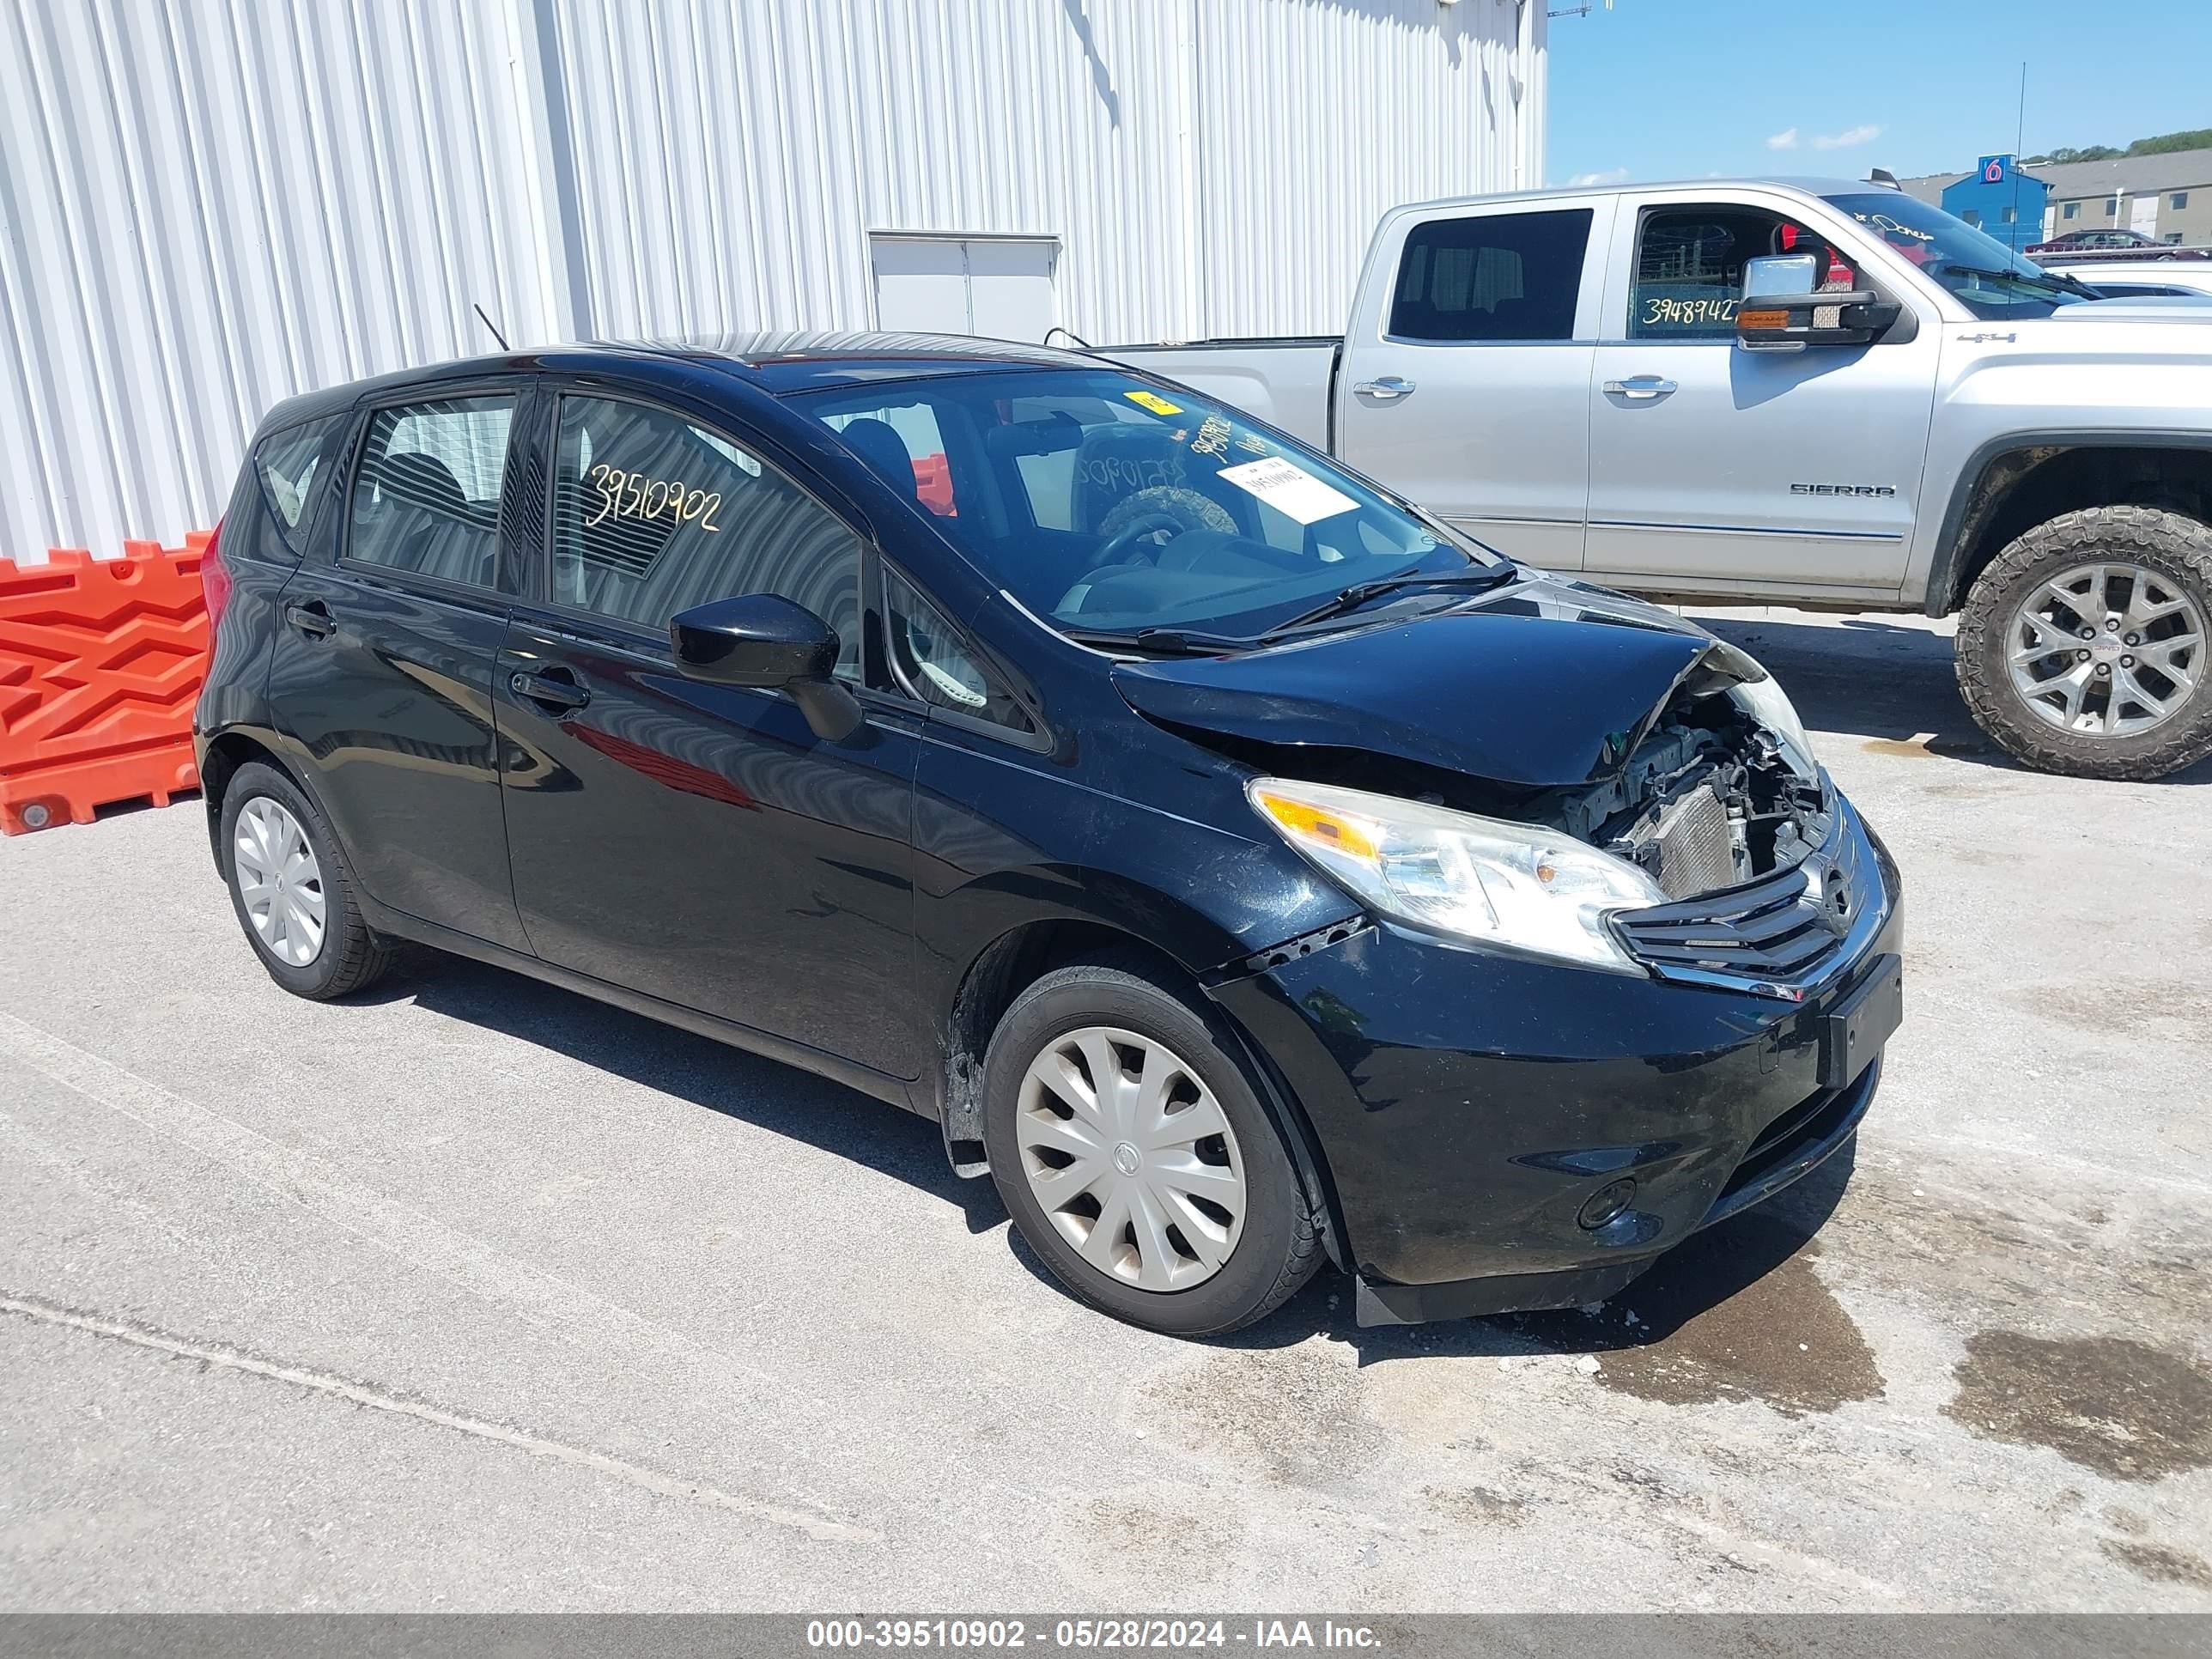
[1955,506,2212,780]
[981,955,1322,1336]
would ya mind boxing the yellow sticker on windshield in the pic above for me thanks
[1124,389,1183,416]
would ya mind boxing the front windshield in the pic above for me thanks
[1823,191,2094,320]
[791,368,1501,644]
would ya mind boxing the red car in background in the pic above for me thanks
[2027,228,2210,261]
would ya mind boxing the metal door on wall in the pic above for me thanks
[870,235,1059,343]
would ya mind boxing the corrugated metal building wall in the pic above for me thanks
[1,0,1543,565]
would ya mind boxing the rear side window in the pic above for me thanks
[551,395,862,680]
[1389,210,1591,342]
[252,415,349,550]
[346,396,515,589]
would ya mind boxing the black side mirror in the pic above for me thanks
[670,594,863,742]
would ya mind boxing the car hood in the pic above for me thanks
[2045,296,2212,324]
[1110,574,1752,789]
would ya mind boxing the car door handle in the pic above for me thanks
[283,600,335,639]
[509,668,591,713]
[1602,375,1679,400]
[1351,375,1417,399]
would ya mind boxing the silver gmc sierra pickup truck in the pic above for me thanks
[1107,177,2212,780]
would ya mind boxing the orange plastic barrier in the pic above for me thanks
[912,452,957,517]
[0,536,212,836]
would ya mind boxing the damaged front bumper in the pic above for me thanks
[1207,798,1902,1327]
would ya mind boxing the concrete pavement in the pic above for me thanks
[2,610,2208,1611]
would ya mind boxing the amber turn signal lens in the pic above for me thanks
[1737,308,1791,331]
[1251,789,1381,862]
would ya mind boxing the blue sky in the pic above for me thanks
[1546,0,2212,188]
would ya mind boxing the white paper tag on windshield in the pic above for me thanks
[1215,456,1358,525]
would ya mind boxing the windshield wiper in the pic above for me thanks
[1257,564,1517,641]
[1059,625,1257,656]
[1056,563,1517,657]
[1941,262,2089,301]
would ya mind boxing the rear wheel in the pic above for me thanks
[1955,506,2212,780]
[220,762,394,999]
[981,954,1322,1336]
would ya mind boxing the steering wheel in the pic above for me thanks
[1081,511,1188,575]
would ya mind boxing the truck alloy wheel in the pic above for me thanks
[2004,562,2203,737]
[1956,507,2212,781]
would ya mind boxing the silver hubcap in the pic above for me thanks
[2006,561,2205,738]
[234,797,327,967]
[1017,1026,1247,1292]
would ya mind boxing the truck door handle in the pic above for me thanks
[509,667,591,714]
[1351,375,1417,399]
[283,600,335,639]
[1603,375,1678,400]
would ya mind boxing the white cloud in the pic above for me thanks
[1566,167,1630,187]
[1813,124,1884,151]
[1766,128,1800,151]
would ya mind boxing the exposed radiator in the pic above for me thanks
[1648,782,1741,899]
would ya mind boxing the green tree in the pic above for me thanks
[2023,131,2210,167]
[2128,128,2212,156]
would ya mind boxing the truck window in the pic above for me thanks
[1389,210,1591,343]
[1629,207,1844,340]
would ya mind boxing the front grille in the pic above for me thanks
[1612,815,1875,993]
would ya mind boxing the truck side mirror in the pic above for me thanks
[1744,253,1820,298]
[1735,269,1903,352]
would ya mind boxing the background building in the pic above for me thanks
[1932,155,2048,254]
[2033,150,2212,246]
[0,0,1547,566]
[1903,147,2212,248]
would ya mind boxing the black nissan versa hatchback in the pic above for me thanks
[194,331,1902,1336]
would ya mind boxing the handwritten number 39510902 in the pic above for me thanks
[586,463,722,532]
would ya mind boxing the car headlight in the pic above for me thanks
[1730,667,1818,775]
[1247,778,1664,973]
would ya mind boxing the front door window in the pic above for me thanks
[551,395,862,680]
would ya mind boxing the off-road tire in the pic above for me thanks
[220,762,396,1000]
[981,951,1324,1336]
[1955,505,2212,781]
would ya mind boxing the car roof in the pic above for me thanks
[254,330,1103,436]
[640,330,1102,392]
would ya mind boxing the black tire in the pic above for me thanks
[981,951,1323,1337]
[1955,505,2212,781]
[218,762,395,1000]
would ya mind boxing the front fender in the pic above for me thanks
[1920,428,2212,615]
